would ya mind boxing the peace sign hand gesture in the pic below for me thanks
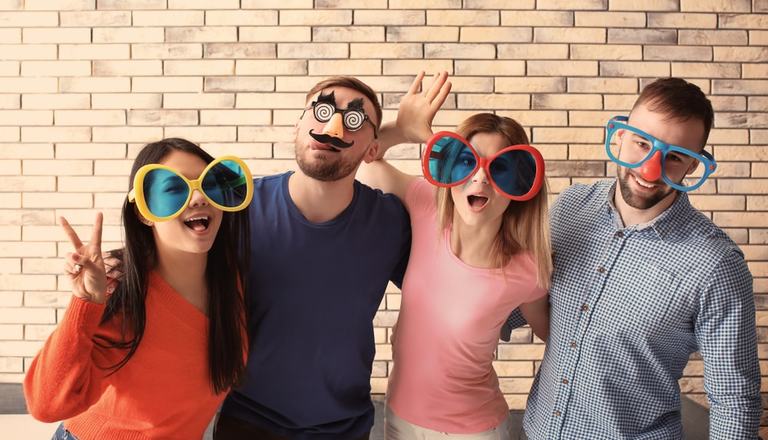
[61,213,108,304]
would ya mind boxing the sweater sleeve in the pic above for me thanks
[23,295,119,423]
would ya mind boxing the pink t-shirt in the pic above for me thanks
[387,179,547,434]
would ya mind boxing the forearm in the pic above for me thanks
[708,395,761,439]
[376,121,409,159]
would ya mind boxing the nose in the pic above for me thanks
[638,150,662,182]
[322,112,345,139]
[472,166,489,184]
[188,189,208,208]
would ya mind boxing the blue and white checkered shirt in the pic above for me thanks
[523,179,760,440]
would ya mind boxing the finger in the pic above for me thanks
[430,80,452,112]
[59,216,84,250]
[66,252,83,266]
[426,71,448,102]
[90,212,103,250]
[64,260,80,276]
[423,72,440,97]
[407,71,425,95]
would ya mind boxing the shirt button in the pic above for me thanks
[597,266,606,273]
[569,341,577,348]
[615,231,624,238]
[581,304,589,312]
[554,410,562,417]
[562,378,569,384]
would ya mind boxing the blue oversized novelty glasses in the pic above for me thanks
[605,116,717,192]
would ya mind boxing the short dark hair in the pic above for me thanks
[632,77,714,147]
[305,76,382,130]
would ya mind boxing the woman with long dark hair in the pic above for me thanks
[24,138,252,440]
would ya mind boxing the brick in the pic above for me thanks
[0,126,19,141]
[165,126,236,142]
[308,60,381,76]
[93,159,132,176]
[238,126,294,143]
[0,28,19,44]
[0,144,52,159]
[56,143,126,159]
[198,142,271,158]
[133,10,203,26]
[714,146,768,161]
[749,97,768,112]
[710,96,747,111]
[534,94,602,110]
[457,94,530,110]
[496,77,565,93]
[719,14,768,29]
[91,93,162,109]
[97,0,166,8]
[205,11,277,27]
[533,127,603,143]
[424,43,492,59]
[747,197,768,211]
[386,26,457,42]
[440,76,492,93]
[713,212,767,227]
[681,0,750,12]
[389,0,460,7]
[128,110,197,126]
[317,0,386,7]
[0,226,20,240]
[743,64,768,79]
[600,61,670,77]
[709,129,749,145]
[0,306,55,323]
[92,127,162,143]
[132,77,202,93]
[538,0,605,8]
[315,26,383,42]
[0,325,22,340]
[498,44,568,60]
[235,60,305,77]
[575,11,645,27]
[571,44,642,60]
[645,46,712,61]
[163,93,234,109]
[60,11,130,27]
[132,43,202,60]
[0,61,17,76]
[164,60,234,76]
[200,110,270,126]
[459,26,530,43]
[497,344,545,360]
[384,60,454,75]
[0,110,51,126]
[497,110,567,127]
[0,160,19,175]
[60,77,130,93]
[22,127,90,142]
[242,0,312,7]
[280,9,351,25]
[23,159,91,176]
[717,179,768,194]
[716,113,768,129]
[0,239,56,256]
[352,43,422,59]
[679,30,748,46]
[23,192,92,208]
[25,0,94,9]
[205,76,274,92]
[0,11,56,27]
[24,324,57,340]
[0,78,56,94]
[353,10,424,25]
[534,27,606,44]
[0,44,55,60]
[168,0,238,7]
[166,27,237,43]
[93,60,162,76]
[57,176,128,192]
[713,80,768,95]
[608,0,678,10]
[714,47,768,62]
[21,61,90,77]
[60,43,131,60]
[529,61,597,77]
[0,94,18,109]
[426,10,498,26]
[240,26,311,43]
[278,43,347,59]
[93,27,164,44]
[689,195,745,211]
[0,340,45,357]
[500,11,573,27]
[464,0,534,6]
[647,13,716,28]
[0,210,54,226]
[55,110,125,126]
[23,27,90,43]
[608,28,676,44]
[671,62,740,78]
[751,31,768,45]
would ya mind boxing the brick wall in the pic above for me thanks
[0,0,766,431]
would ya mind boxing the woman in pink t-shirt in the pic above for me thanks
[359,72,551,439]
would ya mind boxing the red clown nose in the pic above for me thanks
[638,150,662,182]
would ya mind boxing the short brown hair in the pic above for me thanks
[633,78,714,147]
[305,76,382,130]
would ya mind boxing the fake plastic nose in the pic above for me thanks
[638,150,662,182]
[322,112,344,139]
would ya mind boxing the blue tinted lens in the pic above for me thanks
[490,150,537,197]
[428,136,477,185]
[201,160,248,208]
[143,168,189,218]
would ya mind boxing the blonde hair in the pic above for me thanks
[435,113,552,289]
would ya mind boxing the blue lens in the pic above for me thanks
[201,160,248,208]
[143,168,189,218]
[490,150,537,197]
[428,136,477,185]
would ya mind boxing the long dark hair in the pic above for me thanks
[97,138,250,394]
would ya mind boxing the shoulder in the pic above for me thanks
[355,180,409,219]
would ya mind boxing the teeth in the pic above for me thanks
[633,175,655,188]
[185,216,208,222]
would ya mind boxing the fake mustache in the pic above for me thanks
[309,129,354,149]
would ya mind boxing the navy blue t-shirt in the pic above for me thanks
[221,172,411,439]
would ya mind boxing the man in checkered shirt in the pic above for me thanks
[517,78,761,439]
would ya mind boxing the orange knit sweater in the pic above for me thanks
[24,272,225,440]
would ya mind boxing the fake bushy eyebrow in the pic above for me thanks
[347,98,364,110]
[317,91,335,105]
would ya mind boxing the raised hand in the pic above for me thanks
[395,71,452,144]
[61,213,108,304]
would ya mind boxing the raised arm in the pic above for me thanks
[358,71,452,201]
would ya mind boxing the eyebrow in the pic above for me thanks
[317,90,336,105]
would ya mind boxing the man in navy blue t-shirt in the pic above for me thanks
[214,77,411,440]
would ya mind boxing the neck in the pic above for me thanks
[155,245,208,314]
[613,181,678,227]
[449,211,503,269]
[288,170,356,223]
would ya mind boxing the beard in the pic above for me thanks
[617,167,677,210]
[295,141,367,182]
